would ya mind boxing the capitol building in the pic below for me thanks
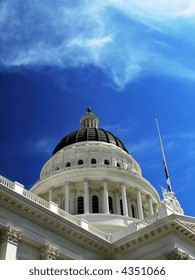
[0,108,195,260]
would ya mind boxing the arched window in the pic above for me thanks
[92,195,99,213]
[104,159,110,165]
[108,196,113,214]
[91,158,97,164]
[117,163,120,168]
[77,196,84,214]
[66,162,71,167]
[131,204,136,218]
[120,199,124,215]
[78,159,83,165]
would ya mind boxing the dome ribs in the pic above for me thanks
[52,128,129,155]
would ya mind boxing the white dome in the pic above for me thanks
[30,108,161,233]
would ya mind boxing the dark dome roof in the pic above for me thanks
[52,128,129,155]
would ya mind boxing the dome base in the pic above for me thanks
[75,214,138,234]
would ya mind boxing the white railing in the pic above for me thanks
[136,213,159,230]
[0,176,14,189]
[23,189,50,208]
[58,208,81,227]
[88,224,111,242]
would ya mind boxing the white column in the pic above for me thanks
[121,182,128,216]
[0,227,21,260]
[137,188,144,220]
[147,195,154,216]
[128,197,133,217]
[115,192,120,214]
[65,181,70,213]
[49,187,53,202]
[84,178,89,213]
[70,191,75,214]
[103,180,109,213]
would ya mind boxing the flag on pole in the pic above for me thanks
[154,115,173,193]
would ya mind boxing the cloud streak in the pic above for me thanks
[1,0,195,87]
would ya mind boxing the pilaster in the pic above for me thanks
[0,226,22,260]
[40,244,60,260]
[166,248,191,260]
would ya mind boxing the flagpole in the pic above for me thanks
[154,115,173,192]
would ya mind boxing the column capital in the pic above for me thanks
[146,194,152,199]
[65,181,70,186]
[0,226,22,245]
[84,178,89,183]
[40,244,60,260]
[166,248,191,260]
[103,179,108,187]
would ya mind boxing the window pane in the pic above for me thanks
[108,196,113,214]
[78,196,84,214]
[120,199,124,215]
[91,158,97,164]
[131,204,135,218]
[92,195,99,213]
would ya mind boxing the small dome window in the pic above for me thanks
[78,159,84,165]
[104,159,110,165]
[117,163,121,168]
[55,166,60,171]
[66,162,71,167]
[91,158,97,164]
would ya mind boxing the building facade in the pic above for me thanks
[0,108,195,260]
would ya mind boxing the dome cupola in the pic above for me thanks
[52,108,129,155]
[80,107,99,128]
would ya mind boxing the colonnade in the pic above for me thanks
[48,179,156,220]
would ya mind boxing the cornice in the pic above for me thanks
[31,167,160,202]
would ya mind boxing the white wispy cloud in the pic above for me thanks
[1,0,195,87]
[33,137,56,156]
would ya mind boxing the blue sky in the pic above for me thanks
[0,0,195,217]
